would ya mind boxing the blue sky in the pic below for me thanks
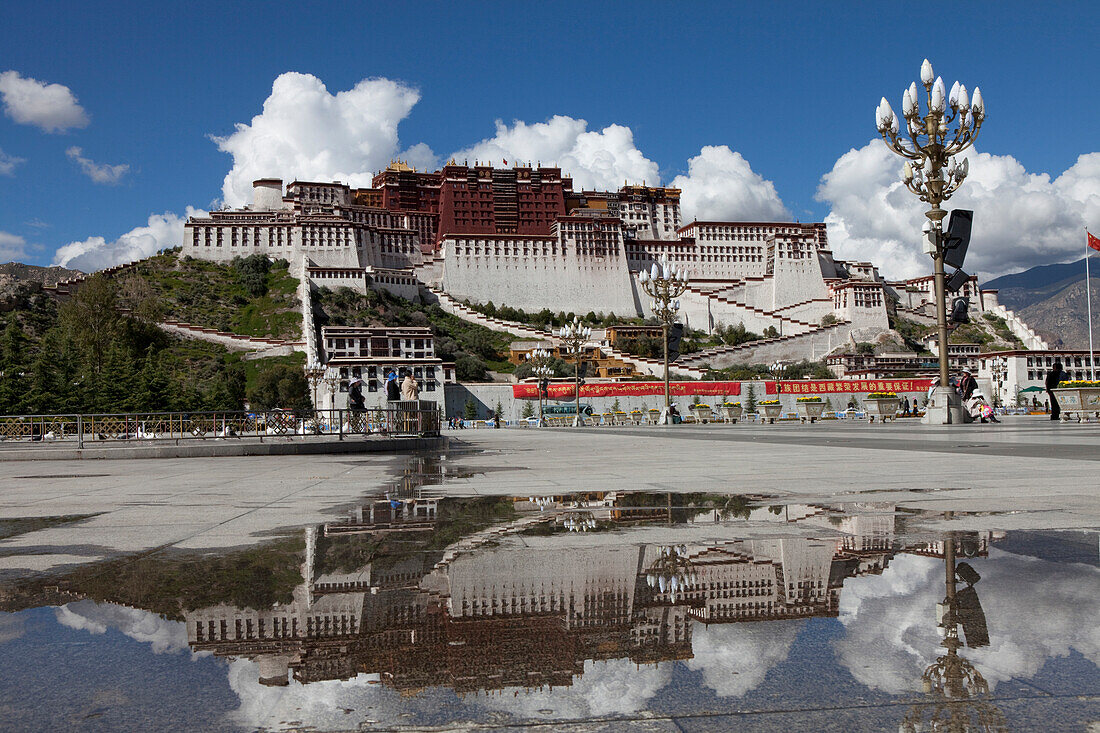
[1,1,1098,277]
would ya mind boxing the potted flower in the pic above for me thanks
[689,403,713,423]
[601,411,614,426]
[1052,380,1100,421]
[613,410,629,425]
[647,407,662,424]
[759,399,782,424]
[795,395,826,423]
[718,401,743,423]
[864,392,899,423]
[630,408,644,424]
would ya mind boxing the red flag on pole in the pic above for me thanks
[1089,231,1100,252]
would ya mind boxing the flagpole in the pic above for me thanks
[1089,230,1096,380]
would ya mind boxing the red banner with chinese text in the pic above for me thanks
[513,381,746,400]
[777,378,933,395]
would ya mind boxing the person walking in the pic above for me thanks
[385,370,400,402]
[1045,360,1067,421]
[902,396,911,416]
[401,372,420,401]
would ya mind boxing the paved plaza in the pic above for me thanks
[0,415,1096,575]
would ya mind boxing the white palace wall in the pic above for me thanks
[441,238,638,316]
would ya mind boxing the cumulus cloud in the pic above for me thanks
[0,146,25,176]
[671,145,790,223]
[214,72,433,207]
[55,600,192,655]
[66,146,129,184]
[833,549,1100,695]
[453,116,661,191]
[0,70,89,133]
[0,230,28,261]
[685,619,804,697]
[817,140,1100,280]
[52,206,204,271]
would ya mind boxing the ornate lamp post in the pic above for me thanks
[556,318,591,427]
[638,256,689,424]
[876,58,984,423]
[645,545,697,604]
[303,360,327,433]
[323,370,341,411]
[525,347,554,427]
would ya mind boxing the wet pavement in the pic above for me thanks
[0,447,1097,731]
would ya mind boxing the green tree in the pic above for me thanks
[521,401,535,419]
[59,274,121,374]
[0,320,30,414]
[463,399,478,420]
[455,353,488,382]
[248,364,310,413]
[134,348,171,411]
[93,343,138,413]
[745,384,758,413]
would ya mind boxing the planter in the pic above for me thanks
[1052,387,1100,421]
[689,406,713,423]
[647,409,662,425]
[795,401,826,423]
[864,397,898,423]
[761,403,782,424]
[718,405,743,423]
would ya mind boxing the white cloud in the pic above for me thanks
[453,115,661,191]
[685,619,803,697]
[0,70,89,133]
[66,146,129,184]
[0,147,25,176]
[52,206,205,271]
[671,145,790,223]
[55,601,202,657]
[0,230,28,261]
[213,72,433,207]
[833,549,1100,695]
[817,140,1100,280]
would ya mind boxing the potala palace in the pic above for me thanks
[181,162,1046,379]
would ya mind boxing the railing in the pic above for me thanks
[0,402,441,447]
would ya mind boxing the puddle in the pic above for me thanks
[0,493,1097,731]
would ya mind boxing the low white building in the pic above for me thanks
[977,349,1100,406]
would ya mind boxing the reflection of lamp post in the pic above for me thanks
[639,256,689,424]
[556,318,591,427]
[645,545,697,604]
[563,510,597,532]
[876,59,984,423]
[900,535,1005,732]
[525,347,554,427]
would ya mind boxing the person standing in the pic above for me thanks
[401,371,420,401]
[385,370,400,402]
[1045,360,1067,421]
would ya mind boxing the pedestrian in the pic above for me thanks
[401,372,420,401]
[956,368,978,401]
[385,370,400,401]
[903,396,911,416]
[1045,360,1067,421]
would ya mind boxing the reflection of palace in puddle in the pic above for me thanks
[185,497,993,694]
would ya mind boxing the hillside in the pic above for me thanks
[0,262,83,305]
[1020,279,1100,349]
[984,258,1095,311]
[122,249,302,339]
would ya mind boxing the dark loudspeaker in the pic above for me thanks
[946,268,970,293]
[667,322,685,362]
[943,209,973,270]
[949,297,971,325]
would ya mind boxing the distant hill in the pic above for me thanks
[984,258,1100,349]
[0,262,83,302]
[984,258,1095,311]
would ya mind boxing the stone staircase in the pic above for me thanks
[679,320,853,369]
[682,284,819,335]
[156,319,305,355]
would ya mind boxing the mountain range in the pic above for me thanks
[984,258,1099,349]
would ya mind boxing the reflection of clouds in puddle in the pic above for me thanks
[54,600,205,657]
[686,619,804,697]
[0,612,25,644]
[472,657,672,720]
[225,659,443,731]
[835,549,1100,694]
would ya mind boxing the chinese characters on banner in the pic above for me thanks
[776,379,933,394]
[512,381,745,400]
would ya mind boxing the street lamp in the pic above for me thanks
[556,318,591,427]
[645,545,697,604]
[877,58,984,423]
[639,256,689,424]
[525,347,554,427]
[304,360,327,433]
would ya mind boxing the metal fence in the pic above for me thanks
[0,402,441,447]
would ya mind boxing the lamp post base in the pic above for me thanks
[921,386,969,425]
[657,408,673,426]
